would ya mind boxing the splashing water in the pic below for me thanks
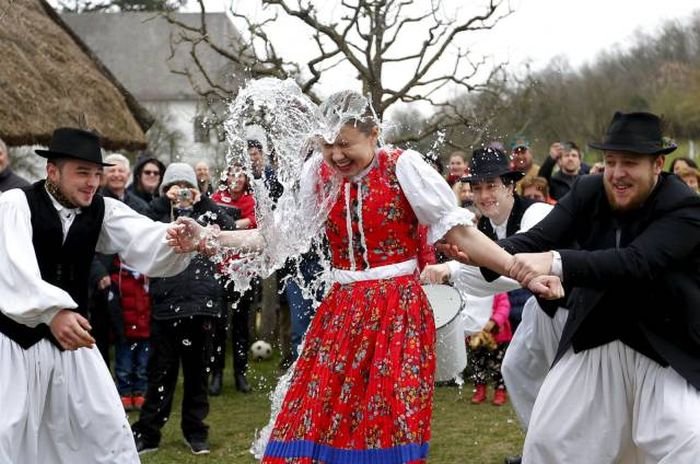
[209,78,338,301]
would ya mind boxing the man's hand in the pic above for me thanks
[166,216,205,253]
[509,252,553,286]
[97,275,111,291]
[420,263,451,284]
[49,309,95,350]
[166,217,220,255]
[528,275,565,300]
[434,242,472,265]
[549,142,564,161]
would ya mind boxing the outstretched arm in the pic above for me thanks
[166,216,264,254]
[443,225,513,276]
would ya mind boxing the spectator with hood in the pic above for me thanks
[128,152,166,204]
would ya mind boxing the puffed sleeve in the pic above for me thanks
[0,190,75,326]
[395,149,474,244]
[96,197,193,277]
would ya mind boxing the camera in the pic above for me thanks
[177,188,192,201]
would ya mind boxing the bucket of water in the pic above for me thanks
[423,284,467,382]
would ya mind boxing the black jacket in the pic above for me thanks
[491,173,700,389]
[538,156,582,201]
[0,168,30,192]
[477,194,536,240]
[148,196,235,320]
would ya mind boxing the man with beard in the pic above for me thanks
[538,141,585,200]
[469,112,700,463]
[510,137,540,180]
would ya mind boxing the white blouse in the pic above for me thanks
[394,149,475,244]
[0,189,192,328]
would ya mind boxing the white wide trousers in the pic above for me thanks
[502,298,568,428]
[0,333,139,464]
[523,340,700,464]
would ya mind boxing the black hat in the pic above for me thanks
[35,127,113,166]
[461,147,525,183]
[588,111,677,155]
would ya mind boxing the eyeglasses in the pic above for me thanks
[143,170,160,176]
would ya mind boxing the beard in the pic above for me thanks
[603,175,657,212]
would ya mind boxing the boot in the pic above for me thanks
[471,384,487,404]
[492,387,508,406]
[208,371,223,396]
[235,372,251,393]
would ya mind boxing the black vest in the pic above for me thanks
[0,181,105,349]
[477,194,536,240]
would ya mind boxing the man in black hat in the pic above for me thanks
[461,147,540,334]
[0,127,196,463]
[462,112,700,462]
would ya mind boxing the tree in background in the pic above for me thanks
[164,0,512,145]
[440,11,700,164]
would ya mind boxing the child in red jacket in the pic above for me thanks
[110,257,152,411]
[467,292,512,406]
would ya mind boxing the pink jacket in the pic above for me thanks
[490,293,512,344]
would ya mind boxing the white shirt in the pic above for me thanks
[0,189,192,328]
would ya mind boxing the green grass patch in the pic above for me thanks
[135,356,524,463]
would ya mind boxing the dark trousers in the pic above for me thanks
[210,286,254,376]
[132,316,212,444]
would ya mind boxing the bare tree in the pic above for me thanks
[164,0,513,143]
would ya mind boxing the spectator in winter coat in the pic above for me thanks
[538,141,585,200]
[209,166,257,395]
[88,153,151,364]
[127,152,165,204]
[0,136,30,192]
[131,163,235,456]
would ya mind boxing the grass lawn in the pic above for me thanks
[134,355,524,464]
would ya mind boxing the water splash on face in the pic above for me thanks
[212,78,394,305]
[209,78,338,299]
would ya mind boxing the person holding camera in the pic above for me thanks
[537,141,587,201]
[131,163,235,456]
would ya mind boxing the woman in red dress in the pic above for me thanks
[168,91,562,463]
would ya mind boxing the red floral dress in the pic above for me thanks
[262,149,436,463]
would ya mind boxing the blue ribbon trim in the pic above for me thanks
[264,440,429,463]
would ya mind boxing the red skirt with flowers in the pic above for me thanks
[262,274,435,464]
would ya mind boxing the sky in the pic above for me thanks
[200,0,699,74]
[490,0,699,70]
[187,0,699,112]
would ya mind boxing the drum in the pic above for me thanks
[423,284,467,382]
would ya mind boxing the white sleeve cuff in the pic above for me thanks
[550,250,563,280]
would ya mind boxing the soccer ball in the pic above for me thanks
[250,340,273,361]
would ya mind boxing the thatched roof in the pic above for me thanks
[0,0,154,150]
[62,12,246,102]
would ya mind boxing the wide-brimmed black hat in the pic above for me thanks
[461,147,525,183]
[35,127,113,166]
[588,111,677,155]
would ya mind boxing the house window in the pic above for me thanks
[194,115,209,143]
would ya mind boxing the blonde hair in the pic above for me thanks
[520,176,550,198]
